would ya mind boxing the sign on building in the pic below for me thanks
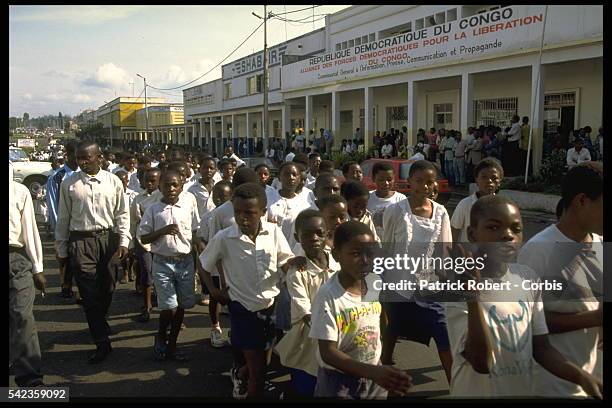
[17,138,36,148]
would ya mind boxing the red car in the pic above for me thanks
[344,158,451,205]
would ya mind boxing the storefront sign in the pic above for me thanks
[223,44,288,79]
[282,5,600,89]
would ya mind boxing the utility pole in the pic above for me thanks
[253,7,270,153]
[137,74,149,144]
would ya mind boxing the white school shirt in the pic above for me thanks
[268,192,315,248]
[309,273,383,371]
[357,210,380,243]
[206,200,268,241]
[445,264,549,397]
[187,181,216,220]
[137,196,200,257]
[566,148,591,168]
[285,152,296,162]
[367,191,406,238]
[9,181,44,274]
[518,225,602,397]
[199,221,294,312]
[450,193,479,243]
[213,172,223,184]
[130,189,163,251]
[265,185,281,209]
[382,198,451,300]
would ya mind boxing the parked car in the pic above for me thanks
[241,157,279,179]
[336,158,451,205]
[9,147,54,195]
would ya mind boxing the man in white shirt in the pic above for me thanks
[223,146,246,168]
[55,141,130,364]
[566,139,592,169]
[10,163,46,387]
[381,142,393,159]
[518,162,603,397]
[285,148,296,163]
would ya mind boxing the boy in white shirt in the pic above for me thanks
[275,209,341,396]
[367,161,405,238]
[196,180,233,348]
[309,221,412,398]
[446,194,602,398]
[341,180,380,242]
[187,157,217,221]
[131,168,162,323]
[138,170,201,362]
[115,170,139,284]
[254,163,281,210]
[199,183,294,398]
[451,158,503,243]
[517,162,603,397]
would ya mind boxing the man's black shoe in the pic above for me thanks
[88,343,112,364]
[61,288,74,298]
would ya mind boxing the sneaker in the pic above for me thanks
[210,328,226,348]
[230,367,247,399]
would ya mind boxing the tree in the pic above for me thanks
[23,113,29,127]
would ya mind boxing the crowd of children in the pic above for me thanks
[42,145,603,400]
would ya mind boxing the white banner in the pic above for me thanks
[17,138,36,148]
[281,5,600,89]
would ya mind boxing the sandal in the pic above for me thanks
[153,336,167,361]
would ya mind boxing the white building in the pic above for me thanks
[182,5,602,174]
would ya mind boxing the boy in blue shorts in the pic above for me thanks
[199,182,294,398]
[138,169,200,361]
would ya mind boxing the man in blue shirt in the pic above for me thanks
[46,140,79,299]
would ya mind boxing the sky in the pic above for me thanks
[9,5,350,118]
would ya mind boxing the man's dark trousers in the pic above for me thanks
[69,230,118,345]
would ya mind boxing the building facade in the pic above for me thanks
[123,104,185,143]
[95,97,166,143]
[184,5,602,174]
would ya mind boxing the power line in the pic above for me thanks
[269,5,321,16]
[148,20,265,91]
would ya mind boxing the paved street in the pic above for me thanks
[10,196,601,399]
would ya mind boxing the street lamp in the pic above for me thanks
[252,7,271,153]
[137,73,149,145]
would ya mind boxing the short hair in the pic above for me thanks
[295,209,326,236]
[218,158,232,170]
[213,180,233,193]
[254,163,270,172]
[77,140,101,154]
[168,160,188,172]
[319,160,335,173]
[474,157,504,179]
[162,169,182,181]
[232,182,267,207]
[144,167,161,178]
[292,153,309,166]
[333,221,374,250]
[199,156,216,167]
[372,161,393,178]
[408,159,437,178]
[158,161,170,172]
[316,194,347,211]
[469,194,519,227]
[115,170,128,178]
[341,180,370,201]
[227,157,238,166]
[279,161,302,174]
[308,152,321,161]
[561,162,603,210]
[314,173,338,191]
[232,167,259,188]
[342,161,358,175]
[65,140,78,156]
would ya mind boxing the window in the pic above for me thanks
[342,41,348,50]
[247,76,257,95]
[224,83,231,100]
[348,39,354,47]
[425,15,436,27]
[415,18,424,30]
[362,35,368,44]
[355,37,361,46]
[379,23,411,39]
[369,33,375,42]
[386,106,407,130]
[336,43,341,51]
[435,12,445,24]
[473,97,518,128]
[447,8,457,22]
[434,103,453,129]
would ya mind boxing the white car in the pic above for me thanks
[9,147,54,195]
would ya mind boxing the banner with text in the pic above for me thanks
[282,5,556,89]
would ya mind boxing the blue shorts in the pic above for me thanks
[135,242,153,288]
[228,301,275,350]
[275,282,291,332]
[383,301,450,351]
[152,253,196,310]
